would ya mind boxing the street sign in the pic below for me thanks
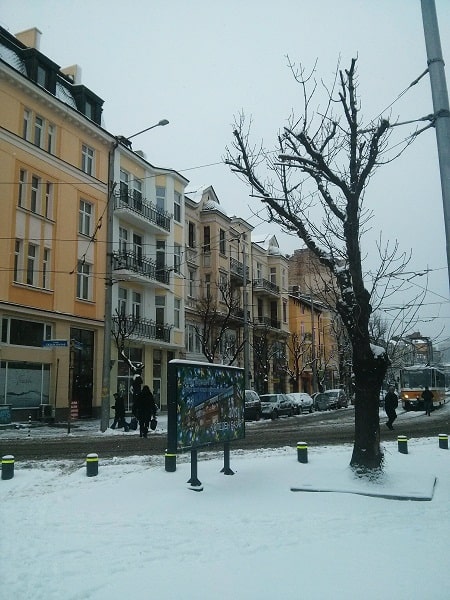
[42,339,68,347]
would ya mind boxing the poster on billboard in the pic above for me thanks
[167,359,245,451]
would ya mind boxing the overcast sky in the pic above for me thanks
[1,0,450,346]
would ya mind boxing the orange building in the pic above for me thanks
[0,26,110,420]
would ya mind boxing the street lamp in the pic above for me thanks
[100,120,169,432]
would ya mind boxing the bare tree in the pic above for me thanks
[225,58,421,470]
[194,279,244,364]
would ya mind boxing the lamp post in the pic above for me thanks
[100,119,169,432]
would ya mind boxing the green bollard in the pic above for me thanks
[165,451,177,472]
[86,453,98,477]
[397,435,408,454]
[297,441,308,464]
[438,434,448,450]
[1,455,14,480]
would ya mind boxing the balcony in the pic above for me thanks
[230,257,250,285]
[252,277,279,297]
[114,191,171,233]
[113,315,172,343]
[253,315,281,330]
[113,251,170,286]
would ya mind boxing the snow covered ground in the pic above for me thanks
[1,424,449,600]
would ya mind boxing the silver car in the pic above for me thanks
[287,392,315,414]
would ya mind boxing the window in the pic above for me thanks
[133,178,142,210]
[256,262,262,279]
[14,240,22,282]
[47,123,55,154]
[133,234,143,262]
[188,222,196,248]
[132,291,142,320]
[23,109,31,140]
[174,243,181,274]
[219,229,226,255]
[119,227,128,253]
[81,144,95,176]
[1,318,52,347]
[44,182,53,219]
[42,248,50,289]
[203,226,210,253]
[85,99,95,120]
[120,169,129,202]
[156,186,166,212]
[34,116,44,147]
[174,191,181,223]
[18,169,27,207]
[26,243,37,286]
[156,240,166,282]
[186,324,201,354]
[118,287,128,315]
[37,65,48,87]
[77,261,91,300]
[188,270,196,297]
[283,300,287,323]
[174,298,181,328]
[31,175,40,213]
[79,200,93,236]
[270,267,277,285]
[219,272,228,301]
[155,295,165,324]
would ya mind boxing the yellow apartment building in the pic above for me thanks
[288,290,339,394]
[0,25,188,421]
[0,26,111,421]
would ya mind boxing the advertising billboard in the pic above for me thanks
[167,359,245,451]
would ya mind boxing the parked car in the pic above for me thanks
[259,393,294,419]
[287,392,315,414]
[315,389,349,411]
[244,389,262,421]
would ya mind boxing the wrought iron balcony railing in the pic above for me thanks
[114,191,171,231]
[252,277,279,295]
[112,315,172,343]
[113,251,170,285]
[253,315,281,329]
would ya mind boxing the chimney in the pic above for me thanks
[15,27,42,50]
[61,64,82,84]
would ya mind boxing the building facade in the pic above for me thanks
[109,141,188,410]
[0,26,110,420]
[184,186,291,395]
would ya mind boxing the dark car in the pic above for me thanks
[259,393,294,419]
[315,389,349,411]
[244,389,262,421]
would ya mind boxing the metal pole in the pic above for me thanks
[243,237,250,390]
[421,0,450,290]
[100,142,117,432]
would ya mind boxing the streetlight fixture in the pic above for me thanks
[126,119,169,141]
[100,120,169,432]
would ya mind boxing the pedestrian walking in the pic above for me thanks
[384,385,398,430]
[110,392,129,431]
[134,384,157,438]
[421,386,434,416]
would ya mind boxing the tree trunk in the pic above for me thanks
[350,352,388,470]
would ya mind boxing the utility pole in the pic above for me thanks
[100,141,117,432]
[242,236,250,390]
[421,0,450,290]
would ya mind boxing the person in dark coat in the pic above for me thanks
[110,392,129,431]
[134,385,157,438]
[421,386,434,416]
[384,385,398,430]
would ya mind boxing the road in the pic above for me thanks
[1,404,449,462]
